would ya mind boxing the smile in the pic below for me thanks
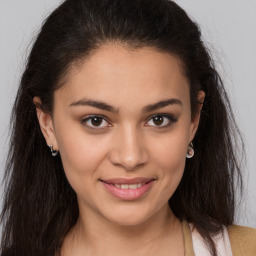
[100,178,156,200]
[112,183,144,189]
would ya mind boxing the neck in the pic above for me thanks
[61,204,184,256]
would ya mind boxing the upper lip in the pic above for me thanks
[101,177,156,185]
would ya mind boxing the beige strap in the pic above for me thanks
[182,220,196,256]
[228,225,256,256]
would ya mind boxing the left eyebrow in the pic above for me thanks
[142,98,183,113]
[69,97,182,113]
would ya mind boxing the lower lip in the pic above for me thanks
[101,180,155,201]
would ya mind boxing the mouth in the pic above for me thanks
[101,179,154,189]
[99,177,156,200]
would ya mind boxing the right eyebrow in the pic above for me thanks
[69,98,120,114]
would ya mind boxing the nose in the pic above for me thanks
[108,125,149,171]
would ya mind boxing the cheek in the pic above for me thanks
[151,130,189,171]
[149,127,190,198]
[58,136,103,171]
[54,118,109,192]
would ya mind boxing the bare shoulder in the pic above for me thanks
[227,225,256,256]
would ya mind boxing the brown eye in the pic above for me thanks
[146,114,177,129]
[91,117,103,126]
[81,115,110,129]
[152,115,164,126]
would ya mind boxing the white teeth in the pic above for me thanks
[120,184,129,189]
[114,183,143,189]
[128,184,138,189]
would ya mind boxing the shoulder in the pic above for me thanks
[189,223,232,256]
[182,220,256,256]
[182,220,233,256]
[228,224,256,256]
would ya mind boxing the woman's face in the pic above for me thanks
[37,44,203,226]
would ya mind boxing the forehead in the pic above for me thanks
[55,43,190,109]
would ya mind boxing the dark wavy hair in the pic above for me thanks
[1,0,243,255]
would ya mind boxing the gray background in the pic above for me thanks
[0,0,255,228]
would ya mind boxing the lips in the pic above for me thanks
[101,177,155,185]
[100,177,156,200]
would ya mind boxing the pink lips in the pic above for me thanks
[100,177,156,201]
[103,177,154,185]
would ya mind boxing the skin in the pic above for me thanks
[34,43,204,256]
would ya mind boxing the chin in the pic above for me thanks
[102,205,156,227]
[110,215,150,227]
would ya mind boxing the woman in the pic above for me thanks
[1,0,255,255]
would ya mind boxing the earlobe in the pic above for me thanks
[189,90,205,141]
[33,97,58,150]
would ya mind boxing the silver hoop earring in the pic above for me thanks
[48,144,58,157]
[186,142,194,158]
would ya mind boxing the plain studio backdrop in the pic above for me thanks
[0,0,255,231]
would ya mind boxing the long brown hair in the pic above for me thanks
[1,0,243,255]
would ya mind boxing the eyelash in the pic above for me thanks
[80,113,177,130]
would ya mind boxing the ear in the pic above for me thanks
[189,90,205,142]
[33,96,58,150]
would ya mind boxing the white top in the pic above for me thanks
[189,223,233,256]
